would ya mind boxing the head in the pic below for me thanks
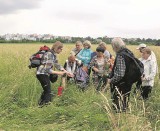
[75,41,83,51]
[141,47,151,60]
[96,47,105,57]
[70,51,76,56]
[111,37,126,53]
[51,41,63,54]
[136,43,147,53]
[98,42,107,50]
[68,55,76,65]
[83,40,91,49]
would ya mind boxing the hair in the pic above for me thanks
[96,47,105,53]
[139,47,146,53]
[51,41,63,51]
[68,55,76,62]
[111,37,126,52]
[98,42,107,50]
[76,41,82,46]
[142,47,151,55]
[83,40,91,48]
[70,51,76,56]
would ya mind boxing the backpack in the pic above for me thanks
[28,45,50,69]
[74,67,89,90]
[119,49,144,84]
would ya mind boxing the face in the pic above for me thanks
[142,51,150,60]
[56,47,63,54]
[96,51,104,57]
[76,44,82,50]
[111,44,117,53]
[68,57,75,65]
[139,47,145,53]
[83,44,89,49]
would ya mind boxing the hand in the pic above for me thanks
[93,67,99,72]
[67,72,74,77]
[61,68,68,73]
[107,79,111,84]
[141,76,145,81]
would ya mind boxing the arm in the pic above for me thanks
[89,57,99,72]
[42,52,54,74]
[110,55,126,84]
[63,61,67,70]
[49,70,66,75]
[145,60,157,80]
[77,50,85,61]
[54,62,63,71]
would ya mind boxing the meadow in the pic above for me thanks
[0,43,159,131]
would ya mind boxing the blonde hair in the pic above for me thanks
[51,41,63,51]
[70,51,76,56]
[76,41,82,46]
[99,42,107,50]
[83,40,91,48]
[68,55,76,62]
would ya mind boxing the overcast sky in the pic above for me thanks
[0,0,160,39]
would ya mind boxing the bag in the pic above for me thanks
[28,45,50,69]
[120,49,144,84]
[49,74,58,83]
[74,67,89,90]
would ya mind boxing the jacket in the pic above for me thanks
[77,48,92,66]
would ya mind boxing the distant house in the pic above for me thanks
[155,43,160,46]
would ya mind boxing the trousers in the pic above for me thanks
[36,74,52,105]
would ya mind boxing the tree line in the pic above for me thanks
[0,36,160,45]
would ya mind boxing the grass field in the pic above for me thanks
[0,43,159,131]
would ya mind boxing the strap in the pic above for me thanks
[120,52,141,70]
[75,49,82,56]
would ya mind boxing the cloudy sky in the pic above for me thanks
[0,0,160,39]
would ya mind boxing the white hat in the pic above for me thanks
[136,43,147,50]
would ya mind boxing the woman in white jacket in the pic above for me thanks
[139,47,157,100]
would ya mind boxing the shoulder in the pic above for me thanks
[139,57,143,61]
[104,56,109,61]
[76,59,81,63]
[92,56,97,60]
[104,50,110,54]
[117,54,125,61]
[72,48,76,51]
[89,49,93,53]
[44,51,53,57]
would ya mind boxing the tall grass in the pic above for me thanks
[0,44,159,130]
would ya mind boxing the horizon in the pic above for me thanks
[0,33,159,40]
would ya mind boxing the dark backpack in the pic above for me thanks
[119,49,144,84]
[28,45,50,69]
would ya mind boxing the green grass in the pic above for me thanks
[0,44,159,130]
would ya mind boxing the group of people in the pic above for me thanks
[35,38,158,112]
